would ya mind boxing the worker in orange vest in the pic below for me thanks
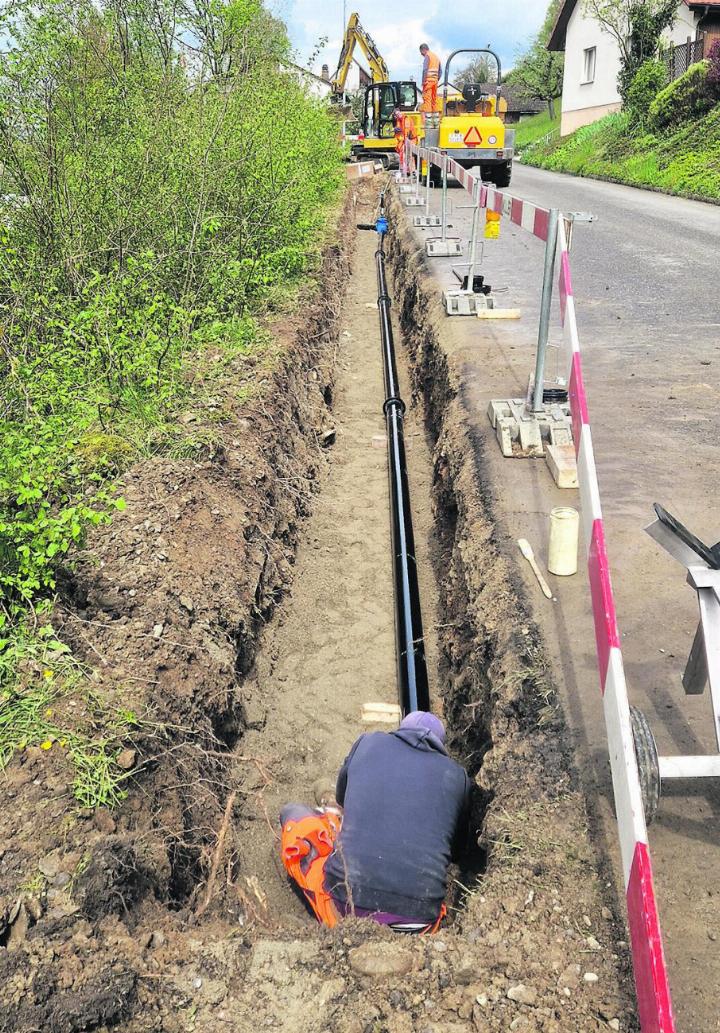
[419,43,442,113]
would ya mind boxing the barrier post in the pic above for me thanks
[424,148,431,214]
[440,153,448,240]
[531,207,560,413]
[465,189,482,291]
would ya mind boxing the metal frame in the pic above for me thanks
[424,154,462,257]
[441,48,502,117]
[640,504,720,801]
[413,148,441,227]
[443,182,492,315]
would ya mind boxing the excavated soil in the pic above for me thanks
[0,182,639,1033]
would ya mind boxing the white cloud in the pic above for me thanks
[274,0,551,79]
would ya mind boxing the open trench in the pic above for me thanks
[155,183,640,1031]
[1,184,639,1033]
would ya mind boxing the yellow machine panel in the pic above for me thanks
[438,115,506,151]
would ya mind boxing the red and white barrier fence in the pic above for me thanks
[407,142,676,1033]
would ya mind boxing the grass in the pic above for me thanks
[514,108,561,151]
[522,105,720,200]
[0,613,142,808]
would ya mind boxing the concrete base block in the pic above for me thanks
[487,397,575,461]
[404,196,424,207]
[426,238,463,258]
[399,184,415,193]
[413,214,442,227]
[545,443,579,489]
[444,290,494,316]
[518,416,543,454]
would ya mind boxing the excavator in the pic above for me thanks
[332,13,420,168]
[334,16,514,184]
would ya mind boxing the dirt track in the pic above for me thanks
[0,185,640,1032]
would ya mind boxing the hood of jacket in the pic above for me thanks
[392,726,448,756]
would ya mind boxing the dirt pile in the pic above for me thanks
[0,195,357,1032]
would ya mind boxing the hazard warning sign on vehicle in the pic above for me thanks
[464,126,483,146]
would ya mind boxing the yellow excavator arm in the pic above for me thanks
[332,12,390,94]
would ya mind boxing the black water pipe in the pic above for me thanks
[359,194,430,715]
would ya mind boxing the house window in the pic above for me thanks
[582,47,597,84]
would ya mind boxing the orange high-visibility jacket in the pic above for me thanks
[422,50,442,85]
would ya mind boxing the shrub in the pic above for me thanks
[708,39,720,94]
[649,60,715,128]
[626,59,668,127]
[0,1,343,631]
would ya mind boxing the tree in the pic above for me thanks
[506,0,564,116]
[583,0,678,101]
[456,55,495,87]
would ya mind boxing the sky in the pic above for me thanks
[271,0,551,81]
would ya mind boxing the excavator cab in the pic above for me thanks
[352,81,420,167]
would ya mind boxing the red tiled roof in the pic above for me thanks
[548,0,720,52]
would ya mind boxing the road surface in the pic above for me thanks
[406,161,720,1031]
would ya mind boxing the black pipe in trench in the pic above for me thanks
[360,195,430,715]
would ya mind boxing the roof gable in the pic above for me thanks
[548,0,720,52]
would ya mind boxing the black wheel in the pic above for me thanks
[629,706,661,826]
[491,162,512,188]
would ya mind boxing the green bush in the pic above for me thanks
[0,1,343,632]
[649,60,715,128]
[626,59,668,127]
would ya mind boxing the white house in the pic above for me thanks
[549,0,720,135]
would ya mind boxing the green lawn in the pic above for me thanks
[514,109,561,150]
[522,106,720,200]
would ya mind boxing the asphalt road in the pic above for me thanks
[407,162,720,1031]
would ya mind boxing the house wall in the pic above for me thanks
[666,4,698,44]
[559,4,623,135]
[558,1,701,136]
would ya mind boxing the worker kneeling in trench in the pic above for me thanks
[279,711,471,933]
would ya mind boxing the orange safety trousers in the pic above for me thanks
[422,80,441,113]
[280,811,342,928]
[280,811,447,933]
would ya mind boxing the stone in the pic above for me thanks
[348,942,414,977]
[601,907,613,921]
[38,854,60,878]
[454,956,476,985]
[152,623,164,639]
[317,978,345,1006]
[52,872,71,889]
[150,930,166,949]
[583,972,599,984]
[116,749,137,770]
[587,936,601,951]
[507,984,537,1006]
[94,807,116,834]
[179,596,194,613]
[557,964,580,989]
[608,1021,620,1031]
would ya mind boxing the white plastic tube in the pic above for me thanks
[548,507,579,576]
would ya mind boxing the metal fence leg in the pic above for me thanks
[531,208,560,413]
[441,154,448,241]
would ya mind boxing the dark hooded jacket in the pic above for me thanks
[323,727,471,922]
